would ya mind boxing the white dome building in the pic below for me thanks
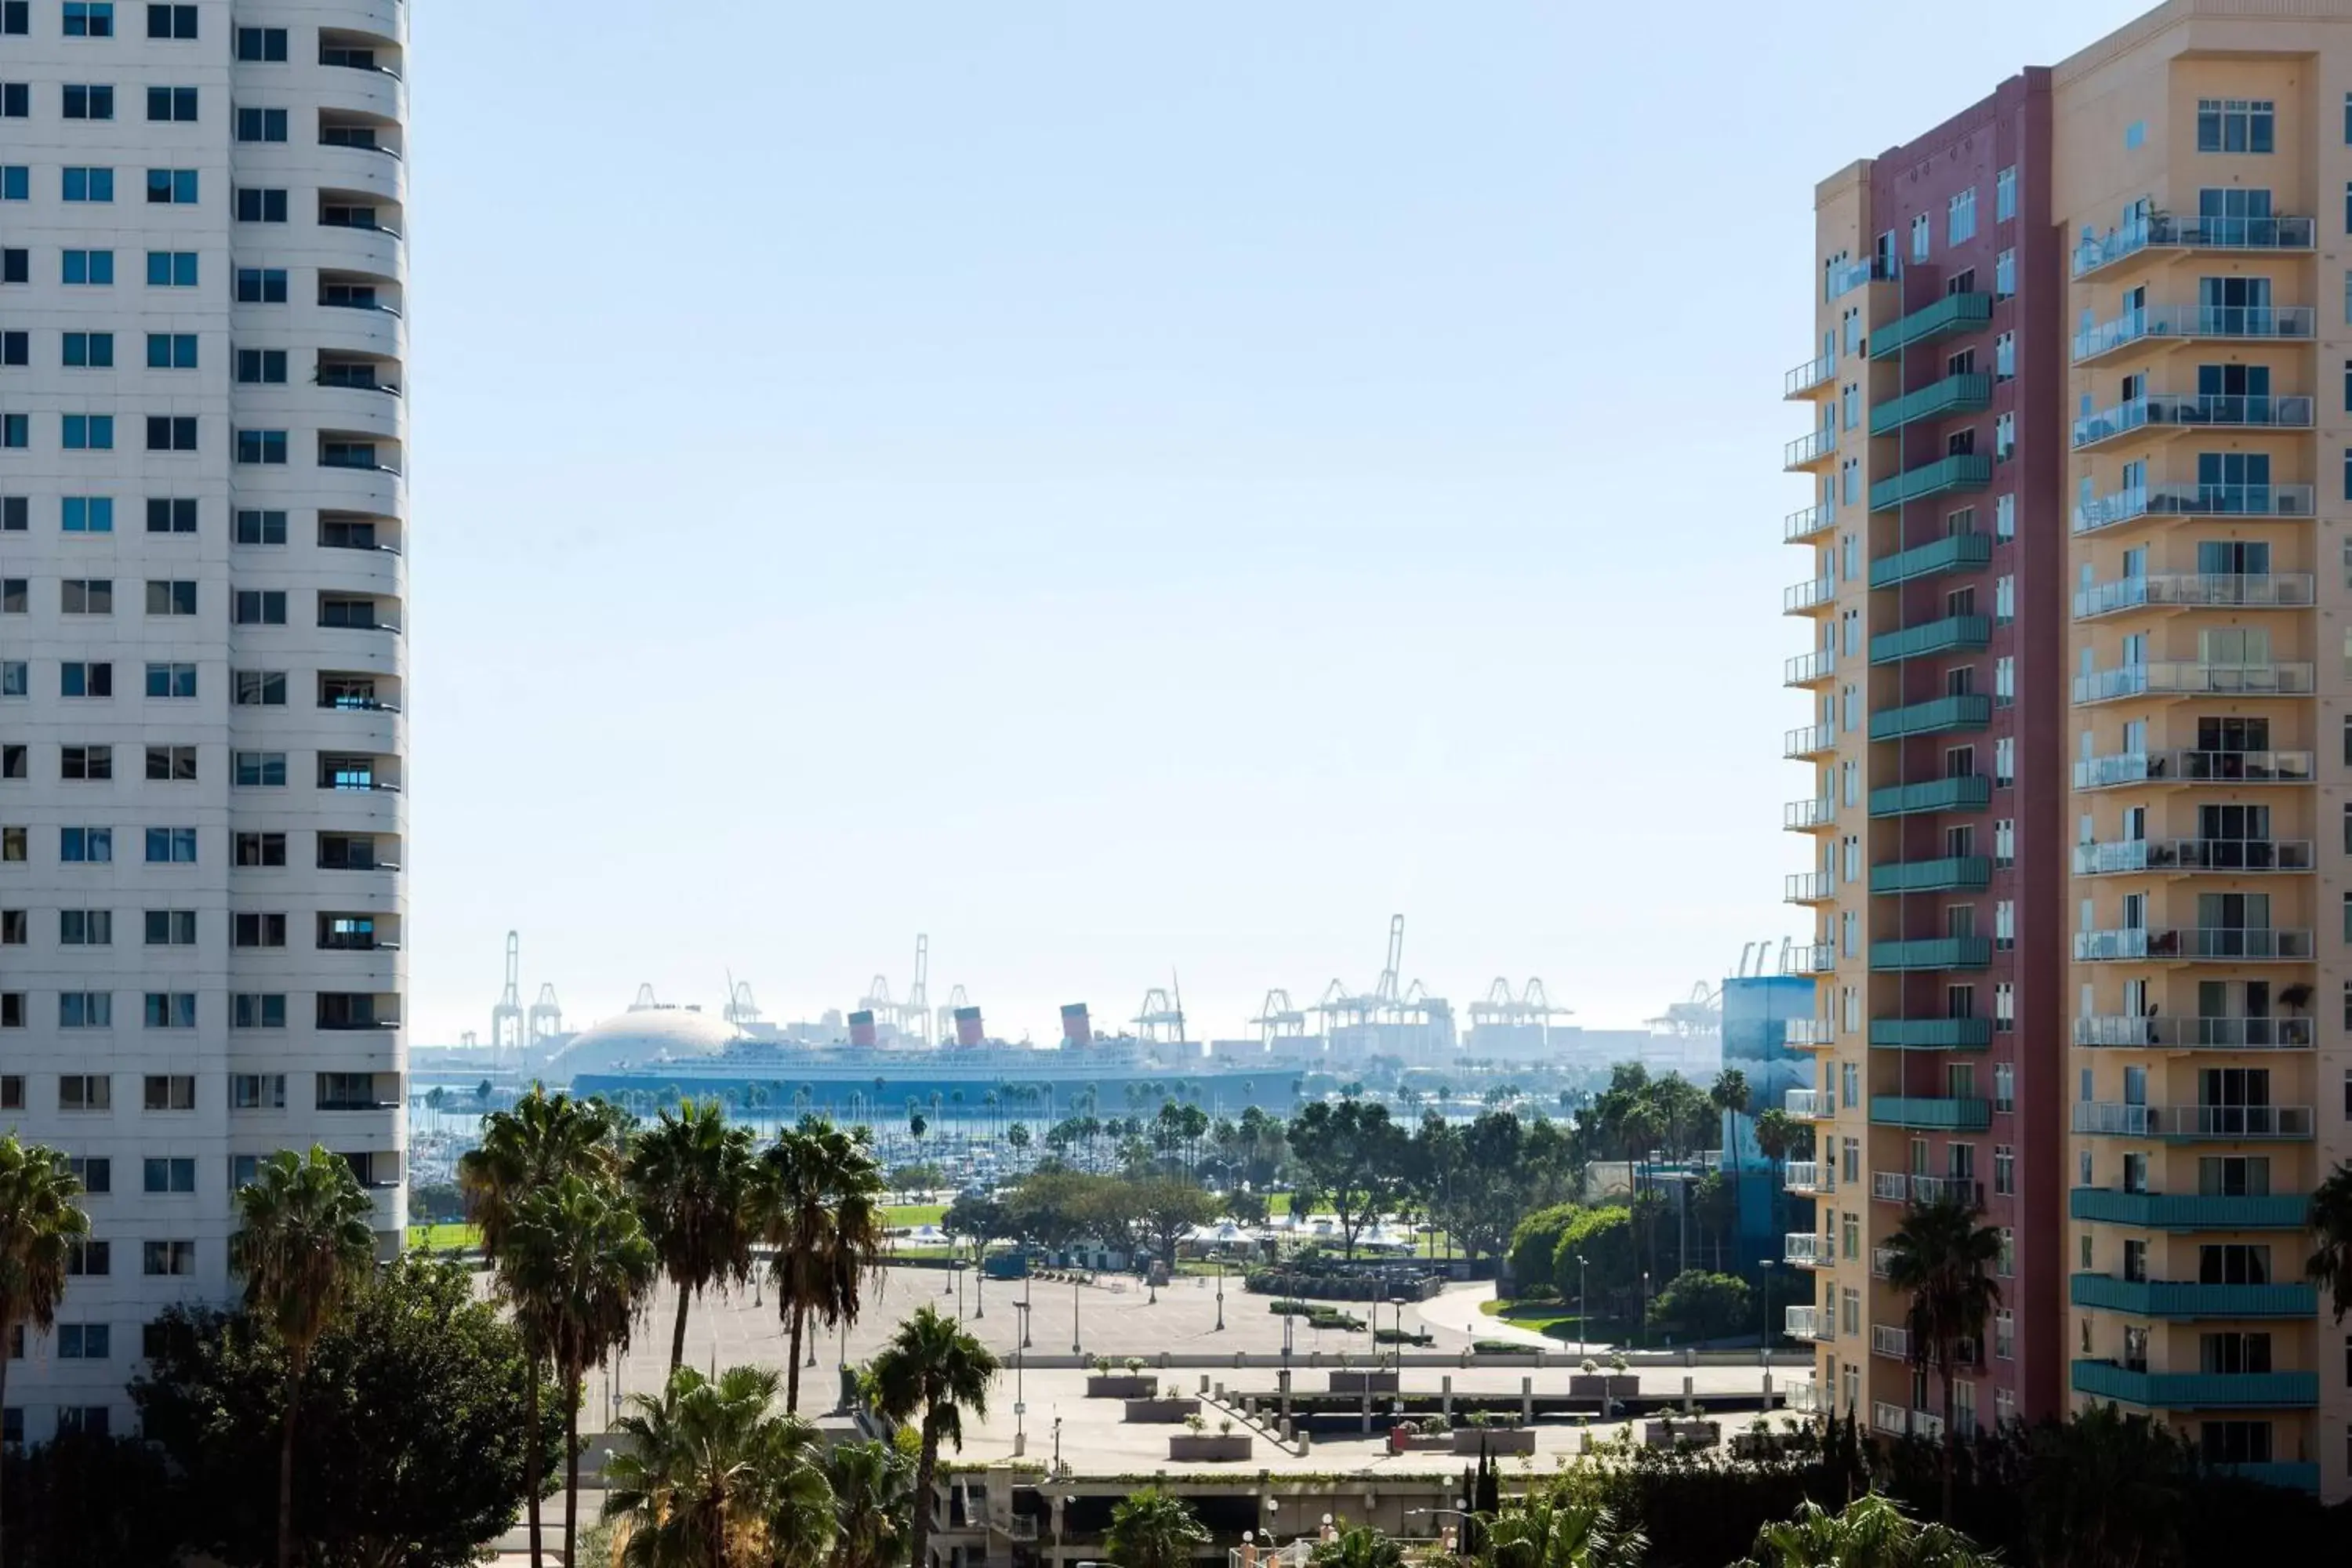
[543,1008,747,1076]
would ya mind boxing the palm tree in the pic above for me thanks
[0,1137,87,1562]
[1480,1479,1647,1568]
[1734,1494,1997,1567]
[2022,1404,2188,1568]
[1882,1196,2004,1521]
[760,1119,887,1410]
[459,1085,626,1566]
[501,1171,659,1568]
[2304,1157,2352,1323]
[626,1098,760,1371]
[1104,1486,1208,1568]
[229,1145,378,1568]
[603,1363,835,1568]
[867,1305,998,1568]
[825,1439,913,1568]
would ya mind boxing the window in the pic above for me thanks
[58,1075,107,1111]
[142,1074,194,1110]
[145,333,196,368]
[1995,983,2015,1035]
[0,499,19,532]
[234,429,285,464]
[62,993,115,1030]
[235,349,287,384]
[2198,99,2275,154]
[144,579,195,617]
[61,496,112,532]
[142,993,194,1029]
[318,1073,383,1111]
[1911,212,1931,261]
[59,826,111,862]
[56,1410,109,1439]
[61,166,113,202]
[60,332,112,368]
[146,88,196,122]
[61,414,114,449]
[143,909,194,946]
[0,85,20,120]
[1994,1308,2015,1361]
[143,662,195,698]
[1995,166,2016,223]
[142,1158,194,1194]
[60,578,111,615]
[0,167,17,202]
[233,751,286,787]
[231,913,285,949]
[234,509,285,544]
[233,832,285,867]
[62,2,112,35]
[57,1325,108,1361]
[139,497,193,535]
[143,1241,194,1276]
[0,2,19,32]
[1948,187,1976,245]
[0,416,20,448]
[1994,1145,2014,1196]
[58,909,109,946]
[1994,249,2015,300]
[230,1073,285,1111]
[147,5,198,40]
[234,187,286,223]
[234,671,286,706]
[232,993,286,1029]
[143,827,196,863]
[59,662,111,698]
[0,327,19,362]
[143,745,194,781]
[67,1157,107,1194]
[236,27,288,62]
[234,107,287,143]
[236,267,288,303]
[233,590,285,626]
[1998,1228,2016,1279]
[64,1240,107,1277]
[145,168,198,205]
[145,415,194,452]
[145,250,196,286]
[62,85,115,121]
[1994,412,2015,460]
[0,912,22,945]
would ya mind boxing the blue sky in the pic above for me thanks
[405,0,2157,1044]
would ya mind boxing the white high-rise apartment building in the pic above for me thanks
[0,0,406,1439]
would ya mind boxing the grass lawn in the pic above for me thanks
[406,1222,480,1251]
[1479,1296,1630,1345]
[887,1203,946,1228]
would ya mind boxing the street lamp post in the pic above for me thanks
[1215,1261,1225,1331]
[1072,1274,1082,1354]
[1575,1254,1588,1359]
[1757,1258,1777,1398]
[1023,1267,1034,1347]
[1014,1301,1029,1454]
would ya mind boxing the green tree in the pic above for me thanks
[1006,1121,1033,1157]
[0,1433,180,1567]
[0,1137,87,1563]
[1309,1521,1403,1568]
[1691,1169,1740,1272]
[1883,1197,2004,1521]
[1481,1476,1647,1568]
[1644,1269,1751,1342]
[1508,1203,1580,1290]
[1129,1177,1218,1268]
[823,1439,912,1568]
[133,1255,565,1568]
[229,1145,377,1568]
[1104,1486,1208,1568]
[2304,1157,2352,1323]
[867,1305,998,1568]
[2022,1404,2189,1568]
[1708,1067,1751,1126]
[601,1363,834,1568]
[1733,1494,1998,1567]
[626,1098,760,1371]
[1548,1205,1637,1308]
[501,1171,659,1568]
[1752,1109,1810,1186]
[1284,1100,1410,1258]
[761,1120,889,1410]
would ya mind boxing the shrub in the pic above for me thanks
[1646,1271,1752,1343]
[1506,1203,1581,1286]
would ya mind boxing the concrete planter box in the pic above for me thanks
[1087,1375,1160,1399]
[1568,1375,1641,1399]
[1327,1370,1400,1395]
[1643,1419,1721,1449]
[1731,1431,1807,1461]
[1167,1434,1254,1461]
[1123,1397,1203,1424]
[1452,1428,1536,1455]
[1387,1429,1457,1454]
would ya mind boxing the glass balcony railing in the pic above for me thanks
[1784,1160,1824,1193]
[2073,482,2314,535]
[1869,372,1994,436]
[1827,256,1882,300]
[1870,1323,1910,1360]
[1784,1232,1827,1265]
[1784,427,1838,470]
[1785,352,1835,397]
[2072,748,2313,789]
[1869,936,1991,971]
[2068,1188,2309,1229]
[1870,292,1993,360]
[1868,530,1991,588]
[1869,693,1991,739]
[1868,775,1990,816]
[1784,501,1833,542]
[1784,1089,1831,1119]
[2071,661,2314,704]
[2070,837,2313,875]
[2072,304,2315,364]
[2070,391,2314,448]
[1874,1171,1984,1207]
[2073,927,2314,962]
[2072,1267,2319,1316]
[1788,942,1835,975]
[1870,1095,1993,1131]
[2071,1102,2314,1138]
[1784,797,1833,831]
[1784,723,1837,760]
[2071,572,2314,619]
[1868,855,1991,893]
[1784,1305,1828,1341]
[2071,1360,2318,1410]
[1869,452,1994,512]
[1871,1247,1896,1279]
[1785,1018,1833,1047]
[1784,575,1834,614]
[1869,614,1991,664]
[2071,212,2316,279]
[2074,1014,2314,1049]
[1785,648,1835,686]
[1784,871,1833,904]
[1869,1017,1993,1050]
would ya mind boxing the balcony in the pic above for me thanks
[1870,1095,1992,1131]
[1784,723,1838,761]
[1870,1247,1896,1278]
[1784,1232,1827,1266]
[1828,256,1884,300]
[2070,1359,2317,1410]
[2071,392,2314,451]
[2071,212,2316,281]
[1787,1381,1822,1414]
[1869,453,1994,513]
[1869,614,1991,665]
[2070,837,2313,876]
[1785,1018,1833,1047]
[1869,531,1992,589]
[2072,304,2315,366]
[2072,1014,2314,1050]
[1869,1017,1993,1050]
[1868,775,1990,817]
[1869,855,1991,894]
[2072,1102,2314,1139]
[1875,1172,1985,1207]
[2069,1188,2308,1229]
[1870,292,1993,360]
[1784,575,1835,615]
[1785,352,1836,398]
[1870,694,1991,740]
[1784,871,1834,906]
[2073,749,2314,790]
[1869,1324,1910,1361]
[1784,501,1834,543]
[2071,572,2315,620]
[2068,1273,2316,1319]
[1785,797,1834,832]
[1784,1305,1828,1342]
[1784,427,1838,471]
[1789,942,1835,976]
[1785,648,1836,688]
[1784,1161,1824,1194]
[1869,372,1993,436]
[2073,481,2314,536]
[2072,927,2314,963]
[2071,661,2314,705]
[1870,937,1991,971]
[1784,1089,1831,1119]
[2212,1462,2318,1492]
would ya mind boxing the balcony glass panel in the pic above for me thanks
[1868,372,1992,435]
[2072,662,2314,704]
[2073,750,2313,789]
[2071,572,2314,619]
[1868,1017,1994,1050]
[1869,1094,1993,1131]
[2070,1360,2317,1409]
[1869,292,1992,360]
[1868,855,1992,893]
[2067,1273,2316,1318]
[1869,937,1992,971]
[2072,927,2314,962]
[2070,838,2312,875]
[2072,304,2315,365]
[2071,391,2314,448]
[2071,212,2315,279]
[1784,353,1835,397]
[1868,775,1990,816]
[2074,483,2314,535]
[1869,614,1991,664]
[2072,1014,2313,1050]
[2071,1102,2313,1138]
[1868,531,1991,588]
[1869,693,1991,739]
[2068,1189,2308,1228]
[1869,453,1994,512]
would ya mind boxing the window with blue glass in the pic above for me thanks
[147,498,195,533]
[62,85,114,120]
[2196,450,2272,510]
[145,85,196,122]
[56,1325,108,1360]
[62,2,113,36]
[145,250,195,287]
[234,107,286,142]
[61,332,111,368]
[0,167,24,202]
[143,824,196,859]
[61,415,112,450]
[234,187,286,223]
[58,662,109,697]
[0,332,22,366]
[143,666,194,701]
[235,26,286,61]
[1,2,23,34]
[234,429,285,465]
[145,333,195,368]
[0,85,24,120]
[234,267,286,303]
[147,4,195,39]
[61,497,111,533]
[145,168,196,204]
[2198,99,2274,154]
[145,416,194,452]
[143,1158,194,1193]
[63,249,114,285]
[0,416,24,449]
[1,251,21,284]
[62,167,114,203]
[60,827,111,863]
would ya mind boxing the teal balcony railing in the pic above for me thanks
[2209,1462,2318,1492]
[1870,292,1993,360]
[2068,1189,2308,1229]
[1869,372,1993,435]
[2067,1273,2317,1318]
[1870,614,1991,665]
[1870,1095,1993,1131]
[1868,1018,1994,1051]
[1869,855,1991,894]
[1868,775,1990,817]
[1870,693,1991,740]
[1871,453,1994,512]
[1868,937,1992,971]
[2071,1359,2317,1409]
[1868,531,1991,588]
